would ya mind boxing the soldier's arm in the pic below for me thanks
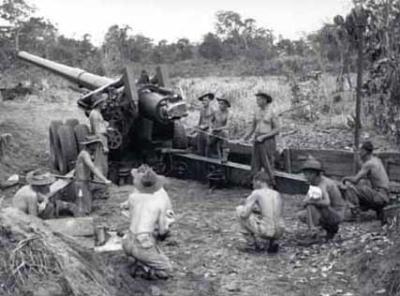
[198,110,205,128]
[157,205,175,241]
[239,192,258,218]
[120,194,131,210]
[243,114,257,141]
[27,195,39,217]
[307,188,330,207]
[343,162,371,184]
[81,152,110,184]
[327,182,343,204]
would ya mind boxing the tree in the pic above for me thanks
[151,39,177,63]
[127,34,153,63]
[0,0,35,68]
[214,10,276,60]
[0,0,34,26]
[198,33,223,61]
[17,17,57,55]
[176,38,193,60]
[102,25,132,74]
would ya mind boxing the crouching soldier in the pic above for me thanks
[342,141,390,221]
[74,135,112,216]
[298,158,345,240]
[13,169,78,218]
[122,165,175,280]
[236,171,284,253]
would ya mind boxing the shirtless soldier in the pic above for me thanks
[209,95,230,160]
[196,93,215,156]
[298,158,345,240]
[122,165,175,279]
[74,135,112,216]
[242,92,280,185]
[342,141,390,221]
[89,93,109,177]
[13,169,78,218]
[236,171,284,253]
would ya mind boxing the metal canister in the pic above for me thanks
[95,225,107,246]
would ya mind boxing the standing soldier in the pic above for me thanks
[74,135,112,216]
[242,92,280,185]
[138,70,150,84]
[89,93,109,177]
[196,93,215,156]
[209,95,230,161]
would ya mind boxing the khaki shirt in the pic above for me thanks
[127,188,175,235]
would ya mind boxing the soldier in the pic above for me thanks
[209,95,230,161]
[196,93,216,156]
[89,93,109,177]
[74,135,112,216]
[342,141,390,221]
[236,171,284,253]
[12,169,78,218]
[242,92,279,186]
[138,70,150,84]
[122,165,175,280]
[297,158,344,240]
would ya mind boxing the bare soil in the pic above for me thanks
[0,96,398,296]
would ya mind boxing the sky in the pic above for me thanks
[26,0,353,46]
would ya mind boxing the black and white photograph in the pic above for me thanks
[1,0,400,295]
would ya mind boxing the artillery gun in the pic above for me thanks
[17,51,188,179]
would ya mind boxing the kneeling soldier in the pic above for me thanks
[122,166,175,279]
[236,171,284,253]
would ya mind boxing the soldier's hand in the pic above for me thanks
[256,135,265,143]
[104,179,112,186]
[157,231,171,241]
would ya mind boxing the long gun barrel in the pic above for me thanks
[17,51,113,90]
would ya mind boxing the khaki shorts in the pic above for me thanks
[122,232,172,274]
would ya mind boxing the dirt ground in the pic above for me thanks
[0,96,398,296]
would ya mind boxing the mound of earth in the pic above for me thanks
[354,231,400,296]
[0,207,115,296]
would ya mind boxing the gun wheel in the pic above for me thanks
[108,128,123,150]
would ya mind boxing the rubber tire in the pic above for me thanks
[65,118,79,128]
[56,125,78,174]
[74,124,90,152]
[49,120,63,170]
[172,120,188,149]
